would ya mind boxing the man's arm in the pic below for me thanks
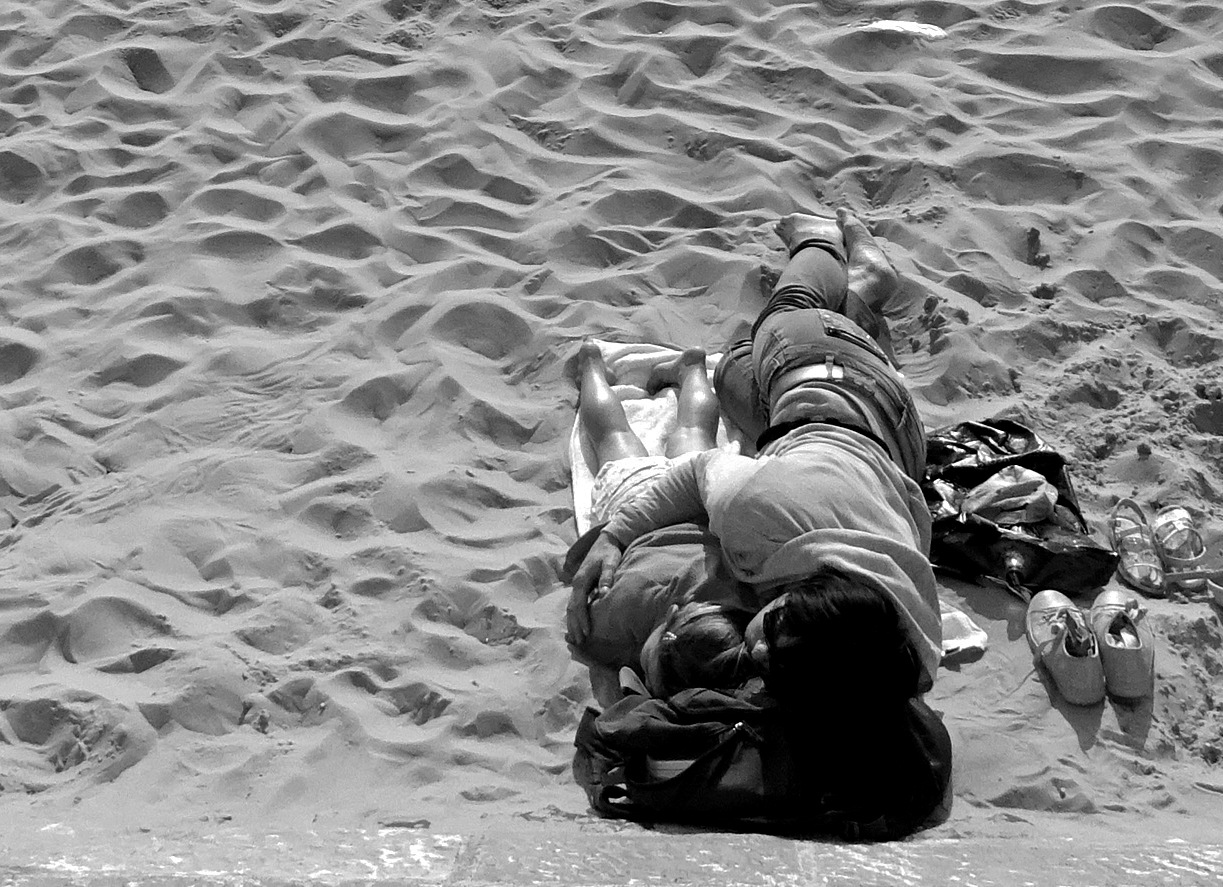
[603,452,709,546]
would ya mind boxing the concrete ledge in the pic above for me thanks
[2,826,1221,886]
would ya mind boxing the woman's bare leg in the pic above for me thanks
[579,341,649,467]
[649,348,719,458]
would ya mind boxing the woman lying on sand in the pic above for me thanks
[566,343,755,705]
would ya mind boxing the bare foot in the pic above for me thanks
[775,212,844,257]
[838,208,900,312]
[578,340,614,385]
[646,347,707,393]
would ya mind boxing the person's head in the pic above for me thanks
[746,568,921,708]
[639,602,751,698]
[747,570,945,835]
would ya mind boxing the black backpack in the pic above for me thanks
[923,418,1118,600]
[573,687,952,841]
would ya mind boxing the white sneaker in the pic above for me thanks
[1025,589,1105,705]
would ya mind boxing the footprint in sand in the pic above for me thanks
[375,297,434,345]
[50,240,144,286]
[108,191,170,228]
[415,585,532,646]
[352,72,435,116]
[0,151,43,203]
[0,611,57,672]
[191,187,286,223]
[198,229,281,261]
[58,595,175,673]
[410,153,537,206]
[0,330,43,384]
[1168,224,1223,282]
[1085,5,1177,51]
[428,298,536,361]
[91,351,186,388]
[0,694,155,789]
[236,593,324,654]
[331,669,452,726]
[62,12,129,41]
[456,710,520,739]
[298,497,378,541]
[121,47,176,94]
[973,49,1121,97]
[1138,315,1222,366]
[340,373,418,421]
[257,11,307,39]
[292,222,382,260]
[1189,399,1223,434]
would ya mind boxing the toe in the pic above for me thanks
[678,347,707,368]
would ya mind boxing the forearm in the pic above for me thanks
[603,453,708,546]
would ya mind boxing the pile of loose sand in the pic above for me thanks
[1,0,1222,847]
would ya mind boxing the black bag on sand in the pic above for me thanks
[573,687,952,842]
[923,418,1118,600]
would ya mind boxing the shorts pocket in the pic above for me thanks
[819,312,890,364]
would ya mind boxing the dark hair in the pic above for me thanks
[655,602,751,697]
[762,568,921,707]
[762,569,934,827]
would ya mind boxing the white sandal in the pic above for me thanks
[1152,505,1209,592]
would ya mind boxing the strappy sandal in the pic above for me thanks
[1109,498,1165,598]
[1152,505,1209,591]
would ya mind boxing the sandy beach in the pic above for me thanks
[1,0,1222,860]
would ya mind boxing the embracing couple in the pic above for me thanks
[565,208,950,835]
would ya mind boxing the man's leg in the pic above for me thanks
[713,214,847,438]
[713,209,905,445]
[578,342,649,467]
[834,210,923,476]
[711,337,766,445]
[770,210,901,355]
[767,213,850,318]
[839,208,901,364]
[839,208,900,316]
[750,213,853,405]
[751,212,926,479]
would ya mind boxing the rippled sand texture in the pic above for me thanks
[1,0,1222,841]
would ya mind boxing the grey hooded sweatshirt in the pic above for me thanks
[603,423,942,687]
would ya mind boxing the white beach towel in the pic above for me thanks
[567,339,986,663]
[568,340,743,538]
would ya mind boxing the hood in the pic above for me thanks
[736,528,943,689]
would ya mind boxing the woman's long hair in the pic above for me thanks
[763,569,920,707]
[761,569,928,823]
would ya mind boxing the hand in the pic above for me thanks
[565,532,625,647]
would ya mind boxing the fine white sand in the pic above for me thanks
[1,0,1222,849]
